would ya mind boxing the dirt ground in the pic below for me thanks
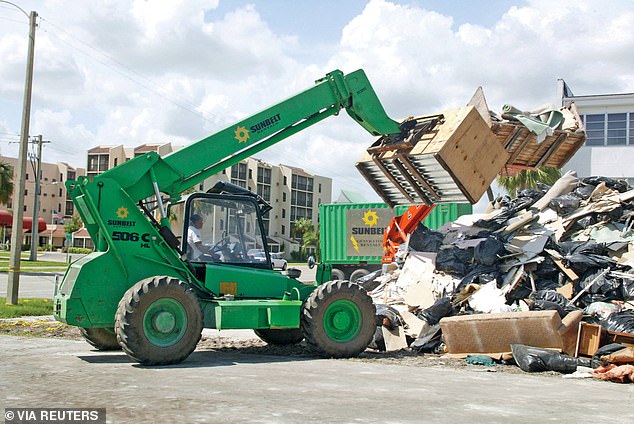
[0,316,541,376]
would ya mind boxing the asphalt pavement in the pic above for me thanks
[1,336,633,423]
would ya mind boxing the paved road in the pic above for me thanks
[1,336,633,424]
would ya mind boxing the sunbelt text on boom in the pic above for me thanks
[251,113,281,133]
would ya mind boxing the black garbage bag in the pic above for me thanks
[559,241,614,275]
[623,276,634,300]
[508,194,539,211]
[409,223,444,253]
[435,246,473,277]
[549,194,581,215]
[416,297,455,325]
[474,238,505,266]
[375,304,403,329]
[582,176,630,193]
[559,240,607,256]
[532,290,579,313]
[457,264,500,290]
[517,188,546,201]
[355,269,382,292]
[511,344,592,374]
[529,300,567,318]
[572,215,597,230]
[475,209,516,231]
[573,184,596,200]
[574,268,624,306]
[601,310,634,334]
[597,206,624,223]
[534,256,562,283]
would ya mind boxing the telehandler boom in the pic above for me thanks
[54,69,412,365]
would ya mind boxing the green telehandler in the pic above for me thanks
[54,69,413,365]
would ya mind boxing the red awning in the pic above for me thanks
[0,210,11,226]
[0,211,47,232]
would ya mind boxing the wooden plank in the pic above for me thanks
[536,132,567,167]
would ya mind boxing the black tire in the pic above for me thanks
[331,268,345,281]
[114,277,203,366]
[254,328,303,345]
[301,280,375,358]
[80,327,121,351]
[350,269,370,283]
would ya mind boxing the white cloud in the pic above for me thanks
[0,0,632,203]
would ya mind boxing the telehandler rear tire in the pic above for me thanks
[80,327,121,351]
[254,328,303,345]
[301,280,375,358]
[115,277,203,366]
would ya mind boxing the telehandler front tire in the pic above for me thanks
[254,328,303,345]
[301,280,375,358]
[115,277,203,366]
[80,327,121,351]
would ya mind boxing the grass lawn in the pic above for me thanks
[0,252,68,272]
[0,298,53,318]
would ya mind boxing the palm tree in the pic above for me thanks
[0,161,14,205]
[496,167,561,197]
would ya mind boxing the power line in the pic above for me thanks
[39,17,216,124]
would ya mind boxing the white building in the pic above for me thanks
[559,80,634,185]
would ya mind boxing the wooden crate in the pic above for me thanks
[575,322,604,357]
[356,106,509,206]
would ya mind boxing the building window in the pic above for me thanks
[584,114,605,146]
[230,163,247,188]
[607,113,627,145]
[24,189,28,195]
[282,192,287,202]
[631,113,634,145]
[59,188,63,197]
[319,183,322,193]
[281,225,285,235]
[26,173,29,180]
[65,201,74,216]
[283,176,287,185]
[67,170,76,180]
[114,158,118,166]
[282,209,286,218]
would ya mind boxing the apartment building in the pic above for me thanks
[84,144,332,254]
[201,157,332,253]
[86,143,175,177]
[0,155,85,246]
[559,80,634,185]
[0,155,85,223]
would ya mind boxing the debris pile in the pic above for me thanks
[361,171,634,382]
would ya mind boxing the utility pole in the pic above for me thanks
[6,7,38,305]
[29,135,49,261]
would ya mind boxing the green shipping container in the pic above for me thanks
[319,202,472,280]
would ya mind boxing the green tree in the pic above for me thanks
[0,161,14,205]
[496,167,561,197]
[292,218,317,258]
[64,215,83,234]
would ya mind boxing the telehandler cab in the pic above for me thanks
[54,69,416,365]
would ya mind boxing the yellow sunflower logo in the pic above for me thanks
[234,126,249,143]
[116,207,129,219]
[362,210,379,227]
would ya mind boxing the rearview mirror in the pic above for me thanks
[307,256,316,269]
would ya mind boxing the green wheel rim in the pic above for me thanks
[143,298,188,347]
[323,299,362,342]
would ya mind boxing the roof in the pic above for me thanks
[87,146,111,154]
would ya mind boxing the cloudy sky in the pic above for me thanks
[1,0,633,203]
